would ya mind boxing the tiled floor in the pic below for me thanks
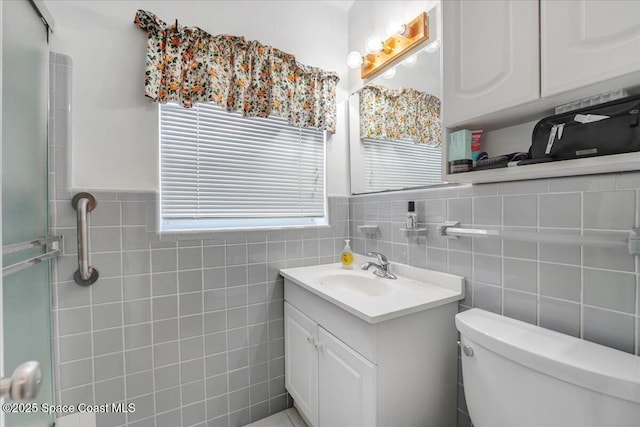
[245,408,308,427]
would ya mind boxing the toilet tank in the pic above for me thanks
[456,308,640,427]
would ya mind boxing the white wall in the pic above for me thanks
[44,0,350,195]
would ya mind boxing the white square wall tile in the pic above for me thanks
[583,269,636,314]
[583,190,636,230]
[503,195,537,227]
[583,306,635,354]
[503,258,537,293]
[473,196,501,226]
[539,297,580,337]
[539,192,581,228]
[447,198,472,225]
[473,254,502,285]
[503,289,537,325]
[539,262,581,302]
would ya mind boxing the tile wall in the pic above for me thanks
[349,176,640,426]
[49,53,349,427]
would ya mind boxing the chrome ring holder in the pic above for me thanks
[72,192,99,286]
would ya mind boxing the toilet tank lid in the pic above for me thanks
[456,308,640,404]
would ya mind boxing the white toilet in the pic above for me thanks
[455,308,640,427]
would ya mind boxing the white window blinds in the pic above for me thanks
[160,103,326,231]
[363,138,442,193]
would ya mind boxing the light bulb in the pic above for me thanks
[424,39,441,53]
[386,20,408,37]
[347,51,364,69]
[365,35,384,54]
[402,54,418,67]
[382,67,396,79]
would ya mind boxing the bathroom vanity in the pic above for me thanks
[280,257,465,427]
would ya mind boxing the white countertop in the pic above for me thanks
[280,255,465,324]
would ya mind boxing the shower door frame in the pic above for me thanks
[0,1,56,426]
[0,2,5,424]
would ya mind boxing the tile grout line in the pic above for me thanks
[142,197,159,427]
[112,200,129,427]
[174,243,185,427]
[200,239,209,426]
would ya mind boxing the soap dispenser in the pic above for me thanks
[405,201,417,230]
[341,239,354,268]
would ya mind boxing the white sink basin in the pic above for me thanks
[319,273,392,297]
[280,255,465,324]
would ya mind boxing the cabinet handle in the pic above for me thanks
[306,336,313,344]
[314,339,323,351]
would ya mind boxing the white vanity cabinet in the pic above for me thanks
[317,327,377,427]
[541,0,640,97]
[442,0,540,127]
[285,303,376,427]
[283,275,460,427]
[285,302,320,426]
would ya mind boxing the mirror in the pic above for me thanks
[348,2,443,194]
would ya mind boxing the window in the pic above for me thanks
[363,137,442,193]
[160,103,326,231]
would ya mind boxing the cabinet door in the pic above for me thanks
[541,0,640,97]
[443,0,539,126]
[318,327,376,427]
[285,303,319,426]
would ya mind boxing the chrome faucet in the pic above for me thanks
[361,252,397,279]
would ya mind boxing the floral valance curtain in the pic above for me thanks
[359,85,441,145]
[134,10,340,132]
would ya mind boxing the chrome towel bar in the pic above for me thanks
[2,235,62,277]
[438,221,640,256]
[3,235,61,255]
[72,192,98,285]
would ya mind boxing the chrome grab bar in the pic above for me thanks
[2,235,62,277]
[438,221,640,256]
[72,192,98,285]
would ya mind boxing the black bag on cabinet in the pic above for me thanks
[527,95,640,163]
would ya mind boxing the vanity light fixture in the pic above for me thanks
[347,51,367,69]
[382,67,397,79]
[386,19,409,37]
[401,54,418,67]
[365,35,392,54]
[424,39,441,53]
[350,12,429,80]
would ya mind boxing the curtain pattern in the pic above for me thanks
[134,10,340,132]
[359,85,441,145]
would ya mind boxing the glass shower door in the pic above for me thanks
[2,1,54,426]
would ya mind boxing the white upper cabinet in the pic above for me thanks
[541,0,640,97]
[443,0,540,126]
